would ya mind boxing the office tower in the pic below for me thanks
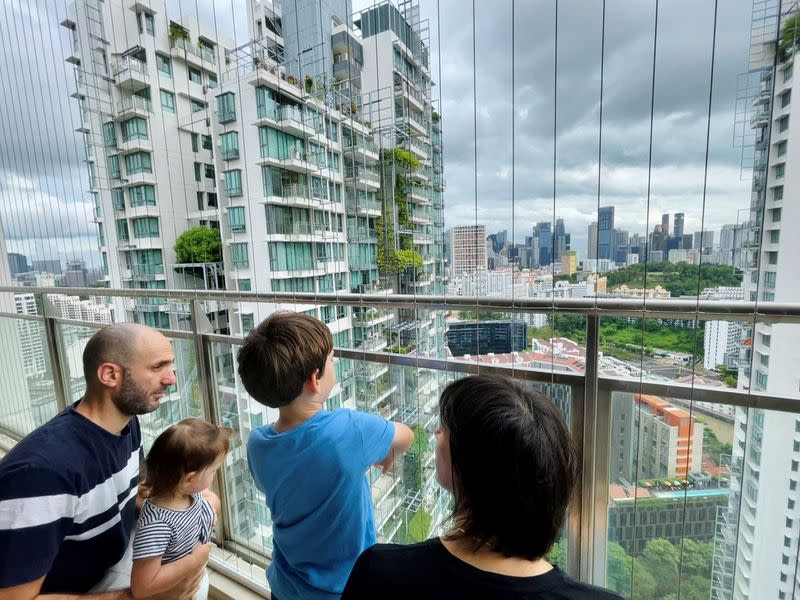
[62,0,225,327]
[587,221,598,260]
[694,230,715,254]
[613,229,629,265]
[661,213,670,236]
[553,218,570,262]
[682,233,694,250]
[534,221,552,267]
[7,253,29,277]
[674,212,684,240]
[561,250,577,276]
[31,260,62,275]
[712,7,799,599]
[598,206,614,260]
[450,225,487,274]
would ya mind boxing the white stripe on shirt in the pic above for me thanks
[0,447,140,531]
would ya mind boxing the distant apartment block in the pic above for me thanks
[450,224,486,274]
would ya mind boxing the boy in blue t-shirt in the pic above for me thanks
[237,311,414,600]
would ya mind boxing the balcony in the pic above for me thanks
[170,37,216,71]
[3,287,800,599]
[343,138,379,164]
[276,105,316,138]
[344,166,381,191]
[116,96,153,120]
[114,57,149,93]
[259,148,318,173]
[262,183,322,209]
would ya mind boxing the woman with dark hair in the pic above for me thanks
[342,375,622,599]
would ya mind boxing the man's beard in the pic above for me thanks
[113,369,161,416]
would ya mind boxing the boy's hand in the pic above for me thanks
[373,451,396,474]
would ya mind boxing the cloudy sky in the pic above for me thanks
[0,0,757,271]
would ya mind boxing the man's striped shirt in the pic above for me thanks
[0,403,141,593]
[133,493,213,563]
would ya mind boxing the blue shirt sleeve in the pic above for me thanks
[0,464,75,588]
[350,410,395,469]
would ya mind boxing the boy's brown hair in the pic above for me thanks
[237,311,333,408]
[141,418,232,498]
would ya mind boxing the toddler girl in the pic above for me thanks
[131,418,231,600]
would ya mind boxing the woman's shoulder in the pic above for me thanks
[356,538,445,575]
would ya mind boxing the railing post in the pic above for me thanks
[190,299,234,547]
[578,314,601,583]
[42,294,69,411]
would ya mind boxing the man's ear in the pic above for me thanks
[97,362,122,389]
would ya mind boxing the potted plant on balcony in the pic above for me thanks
[287,74,298,87]
[304,74,314,94]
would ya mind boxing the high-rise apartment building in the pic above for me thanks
[450,224,486,274]
[210,0,447,547]
[719,222,749,268]
[62,0,226,328]
[712,7,799,599]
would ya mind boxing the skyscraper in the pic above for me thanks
[598,206,614,261]
[588,221,598,260]
[673,212,685,240]
[535,221,552,267]
[613,230,629,265]
[553,218,570,262]
[661,213,670,236]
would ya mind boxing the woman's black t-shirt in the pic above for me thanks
[342,538,623,599]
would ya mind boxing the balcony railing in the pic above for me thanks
[2,286,800,598]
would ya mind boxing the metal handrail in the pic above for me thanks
[3,286,800,322]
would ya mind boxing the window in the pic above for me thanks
[241,314,255,334]
[790,499,796,509]
[220,132,239,160]
[759,352,770,367]
[191,133,199,153]
[779,115,789,133]
[125,152,152,174]
[775,185,784,201]
[782,89,791,108]
[775,163,785,178]
[156,53,171,77]
[770,230,781,243]
[202,135,212,151]
[231,243,249,267]
[777,140,787,156]
[197,191,204,211]
[112,188,125,210]
[223,169,242,196]
[205,164,215,179]
[208,74,218,89]
[207,192,217,208]
[785,63,793,82]
[238,278,251,291]
[107,155,121,179]
[772,208,782,222]
[269,242,314,271]
[793,460,799,472]
[102,122,117,147]
[132,217,159,238]
[256,86,277,119]
[191,100,205,113]
[756,370,769,388]
[121,117,147,141]
[765,271,777,287]
[217,92,236,123]
[194,162,202,182]
[795,441,800,453]
[768,251,779,265]
[116,219,129,241]
[160,89,176,113]
[188,67,202,85]
[129,184,156,207]
[228,206,246,232]
[144,12,154,35]
[762,333,772,347]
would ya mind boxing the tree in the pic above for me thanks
[547,539,567,570]
[640,539,680,598]
[174,226,221,264]
[779,11,799,61]
[408,508,431,542]
[607,542,633,595]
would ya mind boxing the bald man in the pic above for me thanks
[0,324,204,600]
